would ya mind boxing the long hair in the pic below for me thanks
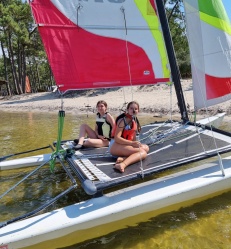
[127,101,141,133]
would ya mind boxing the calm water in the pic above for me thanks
[1,110,231,248]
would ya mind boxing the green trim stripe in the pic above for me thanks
[198,0,231,35]
[200,11,231,35]
[134,0,170,79]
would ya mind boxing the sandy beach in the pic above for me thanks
[0,80,230,118]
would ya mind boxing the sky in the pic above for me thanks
[223,0,231,21]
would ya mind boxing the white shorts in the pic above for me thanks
[109,139,115,153]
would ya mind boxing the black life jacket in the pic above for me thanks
[96,112,112,139]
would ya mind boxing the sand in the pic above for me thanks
[0,80,230,118]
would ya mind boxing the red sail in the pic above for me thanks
[30,0,170,93]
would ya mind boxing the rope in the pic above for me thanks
[169,82,173,123]
[120,6,134,101]
[133,114,144,178]
[0,159,51,200]
[140,121,193,146]
[77,4,82,31]
[191,111,208,154]
[184,17,228,175]
[0,184,77,229]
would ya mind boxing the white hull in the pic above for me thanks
[196,112,226,128]
[0,153,51,170]
[1,155,231,248]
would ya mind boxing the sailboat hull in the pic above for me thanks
[1,155,231,248]
[1,0,230,246]
[196,113,226,128]
[0,154,52,170]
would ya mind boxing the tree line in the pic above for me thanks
[0,0,190,96]
[0,0,54,95]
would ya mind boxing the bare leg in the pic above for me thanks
[78,124,97,145]
[110,138,149,173]
[114,161,127,173]
[83,138,110,148]
[141,144,149,153]
[116,157,126,163]
[113,149,147,173]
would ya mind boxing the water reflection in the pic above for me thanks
[71,191,231,249]
[1,111,231,249]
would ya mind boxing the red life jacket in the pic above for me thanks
[111,113,138,141]
[121,119,137,141]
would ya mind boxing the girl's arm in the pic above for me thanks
[114,119,140,146]
[106,113,115,128]
[94,124,99,138]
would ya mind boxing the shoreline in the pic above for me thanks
[0,80,230,119]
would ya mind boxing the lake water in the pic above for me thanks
[1,110,231,248]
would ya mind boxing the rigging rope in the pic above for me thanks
[0,159,51,200]
[120,6,134,101]
[139,121,192,146]
[76,4,82,31]
[183,14,227,175]
[133,114,144,177]
[190,45,228,175]
[120,6,143,174]
[169,81,173,123]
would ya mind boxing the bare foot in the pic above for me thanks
[114,162,127,173]
[116,157,125,164]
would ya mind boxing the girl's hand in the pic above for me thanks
[131,141,141,147]
[98,135,107,141]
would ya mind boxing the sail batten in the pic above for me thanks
[37,24,160,30]
[30,0,171,93]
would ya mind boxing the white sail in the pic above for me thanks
[184,0,231,108]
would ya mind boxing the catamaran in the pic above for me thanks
[1,0,231,248]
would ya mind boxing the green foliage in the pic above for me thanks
[0,57,4,78]
[0,0,51,95]
[165,0,191,78]
[0,0,192,96]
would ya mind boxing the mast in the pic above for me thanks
[155,0,188,122]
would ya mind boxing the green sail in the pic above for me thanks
[199,0,231,35]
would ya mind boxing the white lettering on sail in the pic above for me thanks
[143,71,150,76]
